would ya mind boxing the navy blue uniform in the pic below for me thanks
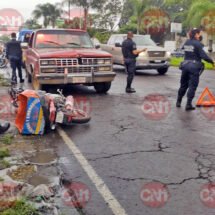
[177,39,213,104]
[6,39,23,83]
[122,38,138,89]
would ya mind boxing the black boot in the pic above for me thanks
[126,87,136,93]
[0,122,10,134]
[185,101,195,111]
[176,97,182,108]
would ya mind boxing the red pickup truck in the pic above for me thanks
[24,29,116,93]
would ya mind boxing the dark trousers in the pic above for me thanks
[124,58,136,88]
[177,62,200,103]
[10,58,22,82]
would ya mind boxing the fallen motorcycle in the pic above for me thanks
[44,89,91,131]
[9,87,91,133]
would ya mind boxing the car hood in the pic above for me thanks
[138,45,167,52]
[35,48,112,58]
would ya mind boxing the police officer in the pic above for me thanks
[176,28,215,111]
[122,32,147,93]
[6,32,24,84]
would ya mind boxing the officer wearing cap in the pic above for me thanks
[176,28,215,111]
[122,32,146,93]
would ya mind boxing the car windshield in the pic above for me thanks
[35,30,94,49]
[133,36,156,46]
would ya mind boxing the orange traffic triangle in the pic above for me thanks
[196,87,215,106]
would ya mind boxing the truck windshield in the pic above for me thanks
[35,30,94,49]
[133,36,156,46]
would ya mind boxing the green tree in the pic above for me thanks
[62,0,106,29]
[32,3,62,28]
[23,19,42,29]
[92,0,122,31]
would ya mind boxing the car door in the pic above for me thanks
[112,36,124,64]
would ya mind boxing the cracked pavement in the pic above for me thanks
[55,68,215,215]
[3,67,215,215]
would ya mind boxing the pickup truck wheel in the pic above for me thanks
[32,75,42,90]
[157,68,168,75]
[94,82,111,93]
[27,72,32,83]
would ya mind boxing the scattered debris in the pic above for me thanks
[8,165,36,182]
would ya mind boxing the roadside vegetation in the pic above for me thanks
[170,57,214,70]
[0,199,39,215]
[21,0,215,45]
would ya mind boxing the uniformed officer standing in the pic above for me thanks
[176,28,215,111]
[6,32,24,84]
[122,32,147,93]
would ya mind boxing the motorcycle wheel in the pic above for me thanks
[0,58,7,68]
[64,109,91,124]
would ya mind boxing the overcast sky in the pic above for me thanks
[0,0,60,20]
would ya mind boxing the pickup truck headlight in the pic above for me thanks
[97,59,105,64]
[40,60,56,66]
[97,59,112,65]
[166,51,171,58]
[139,52,148,57]
[98,66,111,71]
[104,59,112,64]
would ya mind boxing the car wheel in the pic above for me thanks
[27,72,32,83]
[32,74,42,90]
[157,68,168,75]
[94,82,111,93]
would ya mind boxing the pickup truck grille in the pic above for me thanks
[40,58,111,73]
[56,59,78,66]
[57,67,95,73]
[148,51,166,57]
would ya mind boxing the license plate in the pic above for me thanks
[73,77,86,83]
[55,111,64,123]
[154,60,161,63]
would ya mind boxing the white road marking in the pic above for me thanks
[57,127,128,215]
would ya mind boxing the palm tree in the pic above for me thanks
[33,3,61,28]
[186,0,215,51]
[62,0,106,30]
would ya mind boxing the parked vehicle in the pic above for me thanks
[171,48,185,58]
[18,29,33,68]
[100,34,171,75]
[24,29,116,93]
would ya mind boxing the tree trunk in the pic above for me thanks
[83,7,88,30]
[68,1,71,20]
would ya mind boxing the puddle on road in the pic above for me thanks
[28,174,51,186]
[28,150,57,165]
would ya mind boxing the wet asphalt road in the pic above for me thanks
[56,66,215,215]
[2,66,215,215]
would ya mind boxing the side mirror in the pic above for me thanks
[21,42,28,49]
[95,44,100,49]
[115,43,122,47]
